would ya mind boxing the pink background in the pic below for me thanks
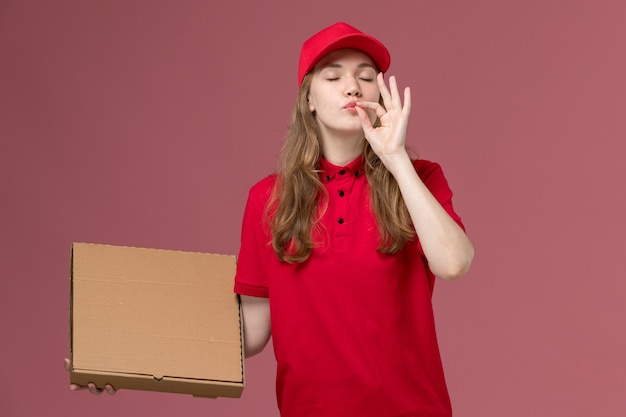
[1,1,625,416]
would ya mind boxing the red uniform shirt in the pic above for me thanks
[235,157,464,417]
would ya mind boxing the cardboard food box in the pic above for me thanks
[69,243,244,398]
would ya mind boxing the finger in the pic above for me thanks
[70,384,83,391]
[64,358,70,371]
[88,383,103,395]
[388,76,402,109]
[355,101,386,119]
[354,106,374,132]
[105,384,117,395]
[377,72,392,108]
[402,87,411,117]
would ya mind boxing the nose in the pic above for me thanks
[344,78,361,97]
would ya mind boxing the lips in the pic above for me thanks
[344,101,358,112]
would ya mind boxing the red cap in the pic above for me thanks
[297,22,390,87]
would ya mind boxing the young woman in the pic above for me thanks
[235,22,474,417]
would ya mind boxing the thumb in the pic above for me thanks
[354,106,374,134]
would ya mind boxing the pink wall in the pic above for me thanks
[1,1,625,416]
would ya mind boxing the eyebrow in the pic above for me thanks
[320,62,377,70]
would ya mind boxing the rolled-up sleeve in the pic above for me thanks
[233,177,275,298]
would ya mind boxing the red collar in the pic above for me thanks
[318,156,365,182]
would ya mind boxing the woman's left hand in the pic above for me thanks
[355,72,411,168]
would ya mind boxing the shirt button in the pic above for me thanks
[354,170,360,177]
[338,218,344,224]
[325,175,331,181]
[339,170,346,175]
[338,190,345,197]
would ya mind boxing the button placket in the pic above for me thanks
[320,160,364,254]
[335,171,352,227]
[333,171,352,253]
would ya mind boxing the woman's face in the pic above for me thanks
[307,49,380,139]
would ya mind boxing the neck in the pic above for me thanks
[318,131,364,166]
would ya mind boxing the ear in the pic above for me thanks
[307,95,315,113]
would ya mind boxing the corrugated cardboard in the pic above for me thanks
[69,243,244,397]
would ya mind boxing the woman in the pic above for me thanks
[235,22,474,417]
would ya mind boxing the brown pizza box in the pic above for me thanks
[69,242,244,398]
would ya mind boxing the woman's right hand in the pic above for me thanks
[64,358,116,395]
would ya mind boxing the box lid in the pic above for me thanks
[70,243,243,397]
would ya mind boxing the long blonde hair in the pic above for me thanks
[268,73,415,263]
